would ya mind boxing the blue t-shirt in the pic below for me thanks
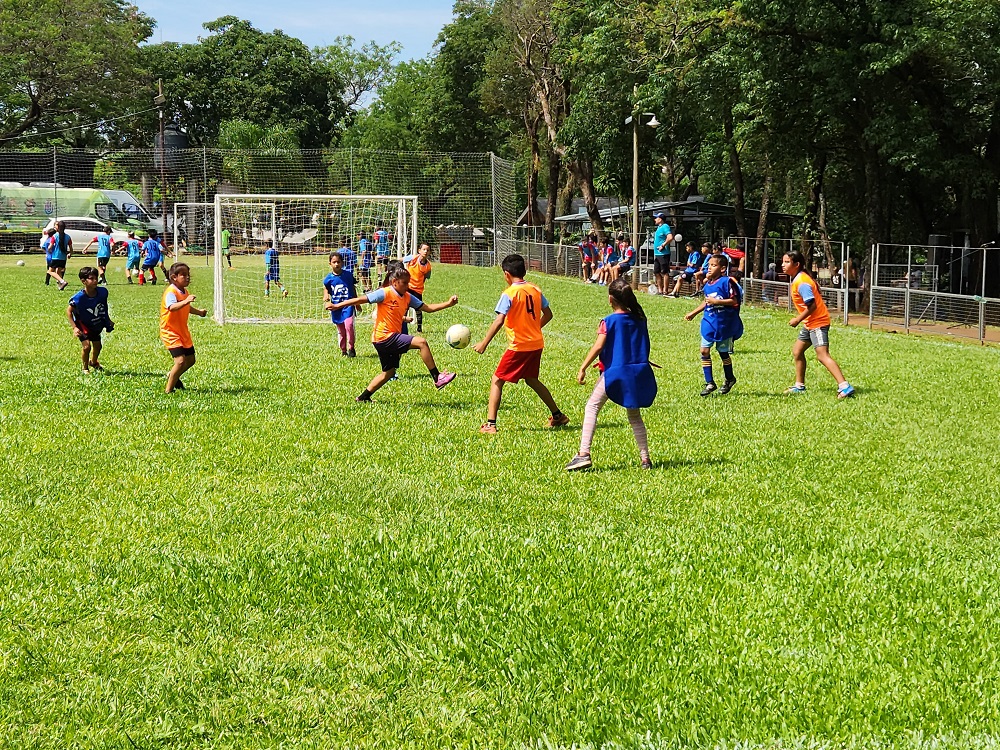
[604,245,620,264]
[338,248,357,274]
[96,234,113,258]
[359,238,373,267]
[702,252,731,272]
[69,287,111,332]
[374,230,390,257]
[701,276,744,343]
[51,232,71,261]
[685,250,703,273]
[323,270,358,324]
[142,239,162,264]
[264,248,279,273]
[126,239,142,261]
[653,224,672,256]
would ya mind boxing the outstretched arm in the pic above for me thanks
[330,294,369,310]
[472,313,506,354]
[420,295,458,313]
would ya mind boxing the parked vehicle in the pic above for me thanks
[40,218,132,253]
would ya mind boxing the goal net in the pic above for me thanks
[213,194,417,324]
[173,202,214,267]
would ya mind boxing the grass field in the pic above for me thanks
[3,254,1000,749]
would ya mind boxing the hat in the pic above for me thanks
[653,213,665,220]
[768,262,775,270]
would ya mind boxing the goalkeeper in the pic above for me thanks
[263,240,288,298]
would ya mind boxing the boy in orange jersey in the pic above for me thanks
[404,243,433,332]
[782,250,855,398]
[472,253,569,434]
[161,262,207,394]
[331,264,458,402]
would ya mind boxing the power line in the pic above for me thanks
[2,107,160,144]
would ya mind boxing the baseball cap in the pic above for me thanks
[653,212,665,219]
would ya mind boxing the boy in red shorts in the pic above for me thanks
[472,253,569,433]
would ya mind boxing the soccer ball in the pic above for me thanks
[446,324,471,349]
[647,284,659,295]
[673,233,683,243]
[16,260,25,266]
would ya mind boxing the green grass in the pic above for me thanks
[2,255,1000,749]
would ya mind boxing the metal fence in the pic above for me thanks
[869,243,1000,344]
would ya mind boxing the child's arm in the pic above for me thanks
[82,239,96,254]
[540,305,554,329]
[577,334,606,384]
[790,299,815,327]
[330,293,369,310]
[420,295,458,313]
[684,302,706,321]
[67,305,83,337]
[472,312,506,354]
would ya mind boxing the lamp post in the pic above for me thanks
[625,112,660,289]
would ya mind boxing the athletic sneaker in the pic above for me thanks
[837,384,856,399]
[785,384,807,394]
[547,413,570,428]
[479,422,497,434]
[282,289,289,298]
[355,395,371,403]
[347,348,356,358]
[175,380,185,390]
[57,280,68,291]
[434,371,456,390]
[719,379,737,395]
[565,454,592,471]
[641,460,653,470]
[700,382,718,397]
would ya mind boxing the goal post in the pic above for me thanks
[213,193,418,324]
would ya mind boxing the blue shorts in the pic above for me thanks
[618,262,631,273]
[142,261,158,271]
[701,336,734,353]
[264,271,280,283]
[127,257,141,270]
[373,333,414,372]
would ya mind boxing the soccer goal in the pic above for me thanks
[213,194,418,324]
[173,202,215,266]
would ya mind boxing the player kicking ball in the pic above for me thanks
[330,265,458,402]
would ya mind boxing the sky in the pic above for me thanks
[136,0,456,60]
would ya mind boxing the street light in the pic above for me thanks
[625,112,660,289]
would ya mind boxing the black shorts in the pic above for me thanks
[168,345,196,357]
[77,328,104,343]
[373,333,414,372]
[49,259,67,270]
[97,256,111,266]
[142,262,158,271]
[653,256,671,275]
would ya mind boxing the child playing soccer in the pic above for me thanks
[263,241,288,297]
[48,220,73,290]
[161,262,207,394]
[684,254,744,396]
[124,231,142,284]
[472,253,569,433]
[323,251,359,357]
[83,225,114,284]
[358,231,374,291]
[67,266,115,374]
[41,228,55,286]
[330,265,458,401]
[140,229,167,285]
[566,278,656,470]
[782,250,856,398]
[404,243,432,333]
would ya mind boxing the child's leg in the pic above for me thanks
[409,337,440,379]
[792,338,810,385]
[90,339,103,368]
[701,346,715,384]
[625,408,650,464]
[335,322,347,353]
[720,344,735,383]
[365,369,394,395]
[166,354,189,393]
[486,375,505,421]
[345,316,356,350]
[814,345,848,384]
[80,340,92,372]
[524,378,561,414]
[227,254,232,268]
[579,375,609,457]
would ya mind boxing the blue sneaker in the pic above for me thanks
[837,384,856,399]
[784,384,806,394]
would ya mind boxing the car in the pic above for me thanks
[41,217,132,253]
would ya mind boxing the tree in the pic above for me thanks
[217,119,308,193]
[0,0,154,146]
[314,36,402,131]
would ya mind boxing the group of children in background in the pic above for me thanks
[61,228,855,467]
[41,221,170,290]
[577,232,636,286]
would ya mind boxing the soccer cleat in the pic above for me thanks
[700,382,718,397]
[264,290,270,297]
[82,368,91,375]
[355,395,371,403]
[57,280,68,291]
[565,454,592,471]
[719,379,737,395]
[341,350,348,357]
[282,289,289,298]
[784,384,807,394]
[479,422,498,434]
[837,384,856,399]
[127,277,133,284]
[641,460,653,470]
[547,413,570,428]
[347,348,356,358]
[434,371,456,390]
[175,380,185,390]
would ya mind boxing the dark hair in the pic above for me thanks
[147,228,157,239]
[784,250,807,273]
[340,237,348,245]
[501,253,526,278]
[329,251,342,262]
[381,259,407,286]
[103,225,112,234]
[79,266,98,280]
[168,262,190,279]
[709,253,730,268]
[686,241,696,250]
[608,278,646,320]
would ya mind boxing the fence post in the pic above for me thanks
[869,243,876,329]
[979,298,986,345]
[843,244,849,325]
[904,245,912,334]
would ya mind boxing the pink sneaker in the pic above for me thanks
[434,371,456,390]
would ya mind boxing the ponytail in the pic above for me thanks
[608,278,646,320]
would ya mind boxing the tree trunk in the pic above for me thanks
[569,157,605,242]
[755,168,773,277]
[525,110,541,233]
[723,106,748,239]
[545,147,561,244]
[802,153,827,256]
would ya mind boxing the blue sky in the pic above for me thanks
[137,0,455,60]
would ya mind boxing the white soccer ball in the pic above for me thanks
[673,233,683,243]
[16,260,25,266]
[446,324,471,349]
[647,284,659,295]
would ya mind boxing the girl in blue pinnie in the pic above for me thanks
[567,278,657,471]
